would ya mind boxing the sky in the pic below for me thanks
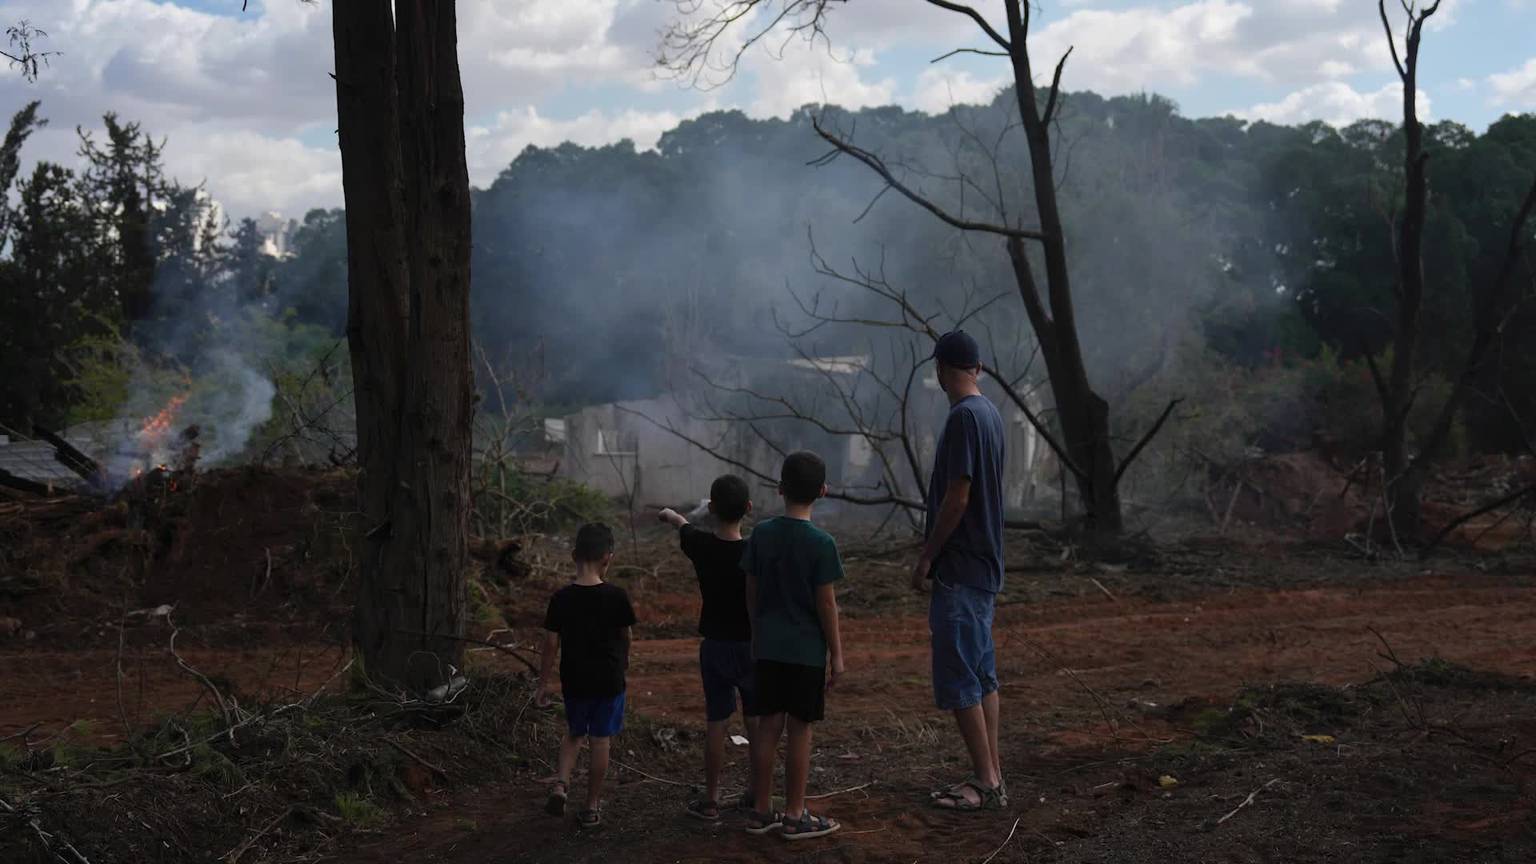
[0,0,1531,222]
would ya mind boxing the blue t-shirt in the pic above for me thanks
[740,516,844,668]
[924,394,1006,593]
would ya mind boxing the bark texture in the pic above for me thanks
[332,0,472,692]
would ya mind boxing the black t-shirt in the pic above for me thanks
[543,582,637,698]
[680,524,751,642]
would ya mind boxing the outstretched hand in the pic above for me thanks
[657,507,687,528]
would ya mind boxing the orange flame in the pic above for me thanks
[137,394,188,451]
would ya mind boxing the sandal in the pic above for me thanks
[780,810,840,841]
[544,781,568,816]
[745,810,784,836]
[685,798,721,822]
[931,779,1006,812]
[577,808,602,829]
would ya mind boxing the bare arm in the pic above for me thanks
[537,630,559,705]
[657,507,688,528]
[815,582,844,689]
[913,476,971,590]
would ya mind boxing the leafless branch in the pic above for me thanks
[920,0,1011,51]
[810,114,1046,241]
[1114,398,1184,486]
[929,47,1009,63]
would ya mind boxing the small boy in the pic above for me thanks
[658,474,759,822]
[741,451,845,840]
[538,522,637,829]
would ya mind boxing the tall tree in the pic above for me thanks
[662,1,1177,538]
[1373,0,1536,540]
[78,115,164,322]
[0,100,45,247]
[331,0,473,693]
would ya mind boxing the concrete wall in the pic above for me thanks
[562,374,1057,522]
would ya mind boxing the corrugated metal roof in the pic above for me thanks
[0,438,87,490]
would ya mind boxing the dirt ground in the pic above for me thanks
[2,468,1535,863]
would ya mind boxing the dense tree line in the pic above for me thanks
[2,90,1532,460]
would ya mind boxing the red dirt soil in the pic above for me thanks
[3,467,1534,862]
[326,570,1536,864]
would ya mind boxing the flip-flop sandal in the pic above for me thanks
[931,780,1005,812]
[780,810,840,841]
[745,810,784,836]
[577,808,602,829]
[544,781,568,816]
[685,798,721,822]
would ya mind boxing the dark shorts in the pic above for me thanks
[563,690,626,738]
[747,659,825,723]
[929,574,998,711]
[700,638,756,722]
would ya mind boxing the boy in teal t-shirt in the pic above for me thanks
[741,451,845,841]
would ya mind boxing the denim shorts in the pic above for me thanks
[700,638,756,722]
[563,690,626,738]
[929,573,999,711]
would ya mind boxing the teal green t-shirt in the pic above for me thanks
[740,516,844,668]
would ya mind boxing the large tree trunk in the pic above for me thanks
[1381,3,1435,541]
[1002,1,1123,537]
[332,0,472,693]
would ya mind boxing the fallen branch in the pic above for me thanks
[391,629,540,676]
[386,737,448,780]
[222,806,292,864]
[1216,778,1279,826]
[806,782,872,800]
[0,794,92,864]
[613,759,686,786]
[1088,576,1118,603]
[1420,482,1536,558]
[168,617,237,744]
[979,816,1022,864]
[0,721,41,743]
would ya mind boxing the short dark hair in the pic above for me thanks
[780,451,826,505]
[709,474,751,522]
[572,522,615,562]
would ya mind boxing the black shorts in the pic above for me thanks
[700,639,756,722]
[747,659,825,723]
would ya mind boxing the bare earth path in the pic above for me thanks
[330,574,1536,863]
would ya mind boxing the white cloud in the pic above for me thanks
[1030,0,1391,93]
[465,105,699,182]
[1488,58,1536,110]
[1238,81,1428,126]
[744,45,897,117]
[912,67,1009,114]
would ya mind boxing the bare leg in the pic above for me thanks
[585,736,611,811]
[981,690,1002,785]
[743,714,762,801]
[751,713,785,814]
[556,732,583,788]
[943,703,1000,807]
[783,716,814,819]
[704,719,728,802]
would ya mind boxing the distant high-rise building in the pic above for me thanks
[254,211,297,259]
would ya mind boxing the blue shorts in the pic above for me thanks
[700,639,756,722]
[563,690,625,738]
[929,574,999,711]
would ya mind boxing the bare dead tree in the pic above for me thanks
[1371,0,1536,542]
[2,21,57,83]
[661,0,1178,539]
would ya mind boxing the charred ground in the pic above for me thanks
[1,467,1534,863]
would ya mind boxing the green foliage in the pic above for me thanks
[334,790,386,827]
[471,467,613,537]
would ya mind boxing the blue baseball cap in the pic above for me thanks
[932,330,981,369]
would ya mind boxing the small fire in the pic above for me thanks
[137,394,189,452]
